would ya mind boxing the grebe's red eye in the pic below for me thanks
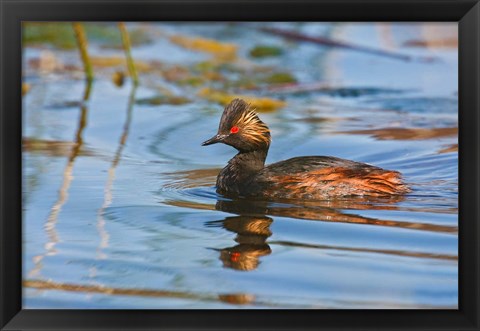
[230,126,239,134]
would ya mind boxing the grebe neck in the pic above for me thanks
[216,148,267,196]
[229,149,268,174]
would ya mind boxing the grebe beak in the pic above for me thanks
[202,134,227,146]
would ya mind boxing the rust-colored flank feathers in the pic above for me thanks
[202,98,410,200]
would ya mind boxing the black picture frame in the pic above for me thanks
[1,0,479,330]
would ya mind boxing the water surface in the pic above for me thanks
[23,22,458,309]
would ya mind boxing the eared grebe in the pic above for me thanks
[202,99,410,199]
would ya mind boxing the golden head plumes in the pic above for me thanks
[232,104,271,147]
[202,99,271,152]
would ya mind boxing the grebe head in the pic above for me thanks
[202,98,271,152]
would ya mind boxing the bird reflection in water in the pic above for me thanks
[163,169,456,271]
[206,211,273,271]
[201,192,457,272]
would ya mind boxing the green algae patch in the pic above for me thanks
[249,45,284,58]
[135,95,190,106]
[263,72,297,84]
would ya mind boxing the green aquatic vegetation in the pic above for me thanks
[249,45,284,58]
[161,63,224,86]
[72,23,94,85]
[193,61,239,75]
[98,26,152,48]
[23,22,78,49]
[23,22,151,49]
[135,95,190,106]
[263,72,297,84]
[192,59,283,90]
[118,22,139,86]
[177,77,205,87]
[222,71,297,90]
[194,61,217,73]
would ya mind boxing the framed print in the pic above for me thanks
[1,0,479,330]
